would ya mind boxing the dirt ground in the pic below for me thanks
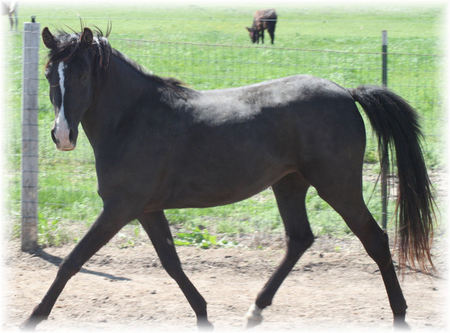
[2,231,447,332]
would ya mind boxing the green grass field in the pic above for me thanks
[4,4,445,246]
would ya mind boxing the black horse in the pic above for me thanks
[22,27,435,330]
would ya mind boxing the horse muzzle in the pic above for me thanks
[51,126,77,151]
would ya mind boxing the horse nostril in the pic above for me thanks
[51,129,58,144]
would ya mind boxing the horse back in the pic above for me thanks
[253,9,277,30]
[187,74,364,166]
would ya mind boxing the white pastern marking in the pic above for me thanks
[55,62,71,148]
[245,303,263,327]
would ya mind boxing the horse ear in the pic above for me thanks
[42,27,57,49]
[80,27,94,46]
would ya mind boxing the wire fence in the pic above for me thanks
[4,24,444,247]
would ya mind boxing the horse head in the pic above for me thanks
[246,27,258,43]
[42,26,110,151]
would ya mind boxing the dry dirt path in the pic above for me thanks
[2,234,447,332]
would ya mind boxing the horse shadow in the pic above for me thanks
[32,248,131,281]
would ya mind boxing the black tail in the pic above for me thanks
[350,85,435,272]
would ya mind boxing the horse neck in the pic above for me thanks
[81,54,158,149]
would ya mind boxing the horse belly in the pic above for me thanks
[163,131,296,208]
[165,166,294,209]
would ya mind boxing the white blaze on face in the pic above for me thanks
[54,61,72,150]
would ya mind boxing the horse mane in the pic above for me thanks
[46,24,194,100]
[110,48,194,100]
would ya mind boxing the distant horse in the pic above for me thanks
[246,9,277,44]
[1,0,18,31]
[22,26,434,330]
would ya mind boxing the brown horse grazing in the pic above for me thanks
[246,9,277,44]
[22,26,435,330]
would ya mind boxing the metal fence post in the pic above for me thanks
[381,30,388,231]
[21,18,40,252]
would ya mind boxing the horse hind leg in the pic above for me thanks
[245,172,314,328]
[309,165,408,328]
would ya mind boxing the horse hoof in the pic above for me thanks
[197,318,214,331]
[20,318,38,331]
[393,313,410,330]
[245,304,263,329]
[394,320,410,330]
[245,317,263,329]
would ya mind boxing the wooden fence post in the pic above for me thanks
[21,18,40,252]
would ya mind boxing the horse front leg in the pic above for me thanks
[138,211,213,329]
[245,173,313,328]
[268,28,275,44]
[21,201,133,330]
